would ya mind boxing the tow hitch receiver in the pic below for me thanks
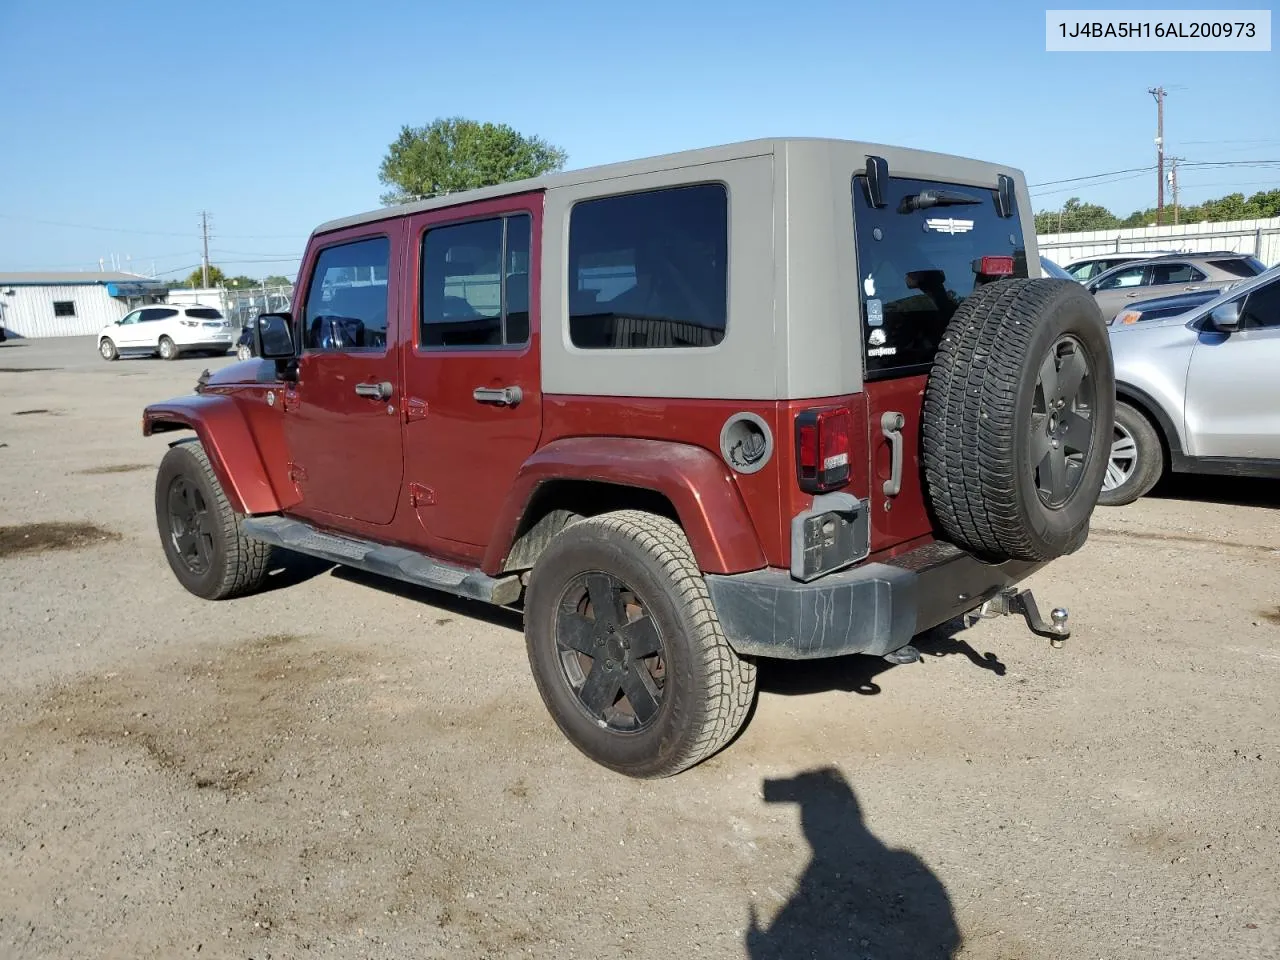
[964,588,1070,648]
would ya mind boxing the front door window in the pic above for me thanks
[303,237,391,352]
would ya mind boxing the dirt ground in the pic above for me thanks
[1,336,1278,960]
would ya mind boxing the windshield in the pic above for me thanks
[853,174,1027,378]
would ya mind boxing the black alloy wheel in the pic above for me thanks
[1030,334,1097,509]
[166,474,214,576]
[554,571,666,732]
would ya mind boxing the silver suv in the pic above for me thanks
[1101,265,1280,505]
[1085,252,1266,323]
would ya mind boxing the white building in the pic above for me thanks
[0,272,170,338]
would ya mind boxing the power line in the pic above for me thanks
[1031,172,1153,197]
[1029,165,1155,188]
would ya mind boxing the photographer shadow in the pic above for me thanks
[748,767,961,959]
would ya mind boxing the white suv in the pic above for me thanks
[98,304,236,361]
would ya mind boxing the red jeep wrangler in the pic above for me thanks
[144,138,1114,778]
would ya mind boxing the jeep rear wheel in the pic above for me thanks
[524,510,757,778]
[155,440,272,600]
[922,278,1115,562]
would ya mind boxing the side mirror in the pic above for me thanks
[1210,300,1241,332]
[254,312,296,359]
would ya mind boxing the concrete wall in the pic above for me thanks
[1038,217,1280,268]
[0,284,129,338]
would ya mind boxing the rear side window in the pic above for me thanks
[568,184,727,349]
[186,308,223,320]
[303,236,390,352]
[140,308,178,322]
[420,213,531,348]
[1150,263,1205,285]
[852,174,1027,378]
[1095,266,1146,290]
[1210,258,1265,278]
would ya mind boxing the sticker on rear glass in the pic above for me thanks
[867,327,897,357]
[866,298,883,326]
[925,217,974,235]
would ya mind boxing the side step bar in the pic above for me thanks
[241,515,523,606]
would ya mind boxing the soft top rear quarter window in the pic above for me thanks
[567,183,728,350]
[852,173,1027,378]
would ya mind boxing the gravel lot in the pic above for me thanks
[2,336,1278,960]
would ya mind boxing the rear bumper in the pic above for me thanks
[704,541,1044,659]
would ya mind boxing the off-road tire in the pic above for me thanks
[99,337,118,361]
[159,336,178,361]
[524,510,757,778]
[1097,401,1164,507]
[922,278,1115,562]
[155,440,272,600]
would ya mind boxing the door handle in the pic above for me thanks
[473,385,523,406]
[355,381,393,400]
[881,411,905,497]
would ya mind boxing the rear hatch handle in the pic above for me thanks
[881,411,905,497]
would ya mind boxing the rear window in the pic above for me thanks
[186,308,223,319]
[852,174,1027,378]
[1209,257,1266,278]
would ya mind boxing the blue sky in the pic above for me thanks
[1,0,1276,278]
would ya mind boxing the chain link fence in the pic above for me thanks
[218,284,294,329]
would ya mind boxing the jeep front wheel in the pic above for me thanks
[155,440,272,600]
[524,510,757,778]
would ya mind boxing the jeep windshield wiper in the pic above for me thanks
[899,189,983,213]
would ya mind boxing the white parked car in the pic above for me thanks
[98,305,236,361]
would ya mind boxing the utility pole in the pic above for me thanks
[199,211,211,287]
[1168,157,1181,225]
[1148,86,1166,225]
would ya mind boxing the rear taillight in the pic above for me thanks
[795,407,852,494]
[973,255,1015,277]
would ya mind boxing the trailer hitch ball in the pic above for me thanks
[1049,607,1069,648]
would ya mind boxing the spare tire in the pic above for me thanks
[922,278,1115,563]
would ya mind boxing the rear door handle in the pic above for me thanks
[473,385,523,406]
[355,381,393,400]
[881,411,905,497]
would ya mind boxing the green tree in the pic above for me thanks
[262,274,293,287]
[224,275,259,289]
[377,117,568,206]
[185,265,226,287]
[1034,197,1121,234]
